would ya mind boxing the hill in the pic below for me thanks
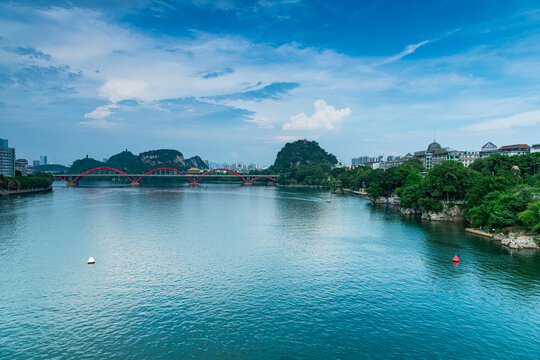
[69,156,105,174]
[67,149,209,174]
[33,164,70,174]
[105,150,137,169]
[271,140,338,171]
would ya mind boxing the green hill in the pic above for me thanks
[271,140,338,171]
[68,149,209,175]
[69,156,105,173]
[105,150,137,169]
[33,164,70,174]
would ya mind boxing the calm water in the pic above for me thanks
[1,184,539,359]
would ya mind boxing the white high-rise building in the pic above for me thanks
[0,139,15,177]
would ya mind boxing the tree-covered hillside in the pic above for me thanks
[271,140,338,171]
[67,149,209,174]
[69,156,105,174]
[105,150,138,169]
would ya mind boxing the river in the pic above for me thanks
[1,184,539,359]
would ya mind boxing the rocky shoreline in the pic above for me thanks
[334,188,539,251]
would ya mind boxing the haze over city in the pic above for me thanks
[1,0,540,165]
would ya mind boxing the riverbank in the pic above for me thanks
[0,186,52,196]
[465,228,539,250]
[465,228,494,238]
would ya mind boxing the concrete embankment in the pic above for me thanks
[1,187,52,196]
[465,228,494,238]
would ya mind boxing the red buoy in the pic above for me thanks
[452,255,460,262]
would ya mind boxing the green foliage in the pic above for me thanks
[366,183,383,200]
[424,161,477,201]
[69,157,105,173]
[105,150,137,169]
[279,164,332,186]
[418,197,443,213]
[468,186,535,230]
[518,201,540,233]
[0,173,53,191]
[271,140,337,171]
[33,164,69,174]
[68,149,209,175]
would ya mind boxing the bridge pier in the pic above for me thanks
[242,182,253,186]
[188,183,200,187]
[129,182,140,187]
[66,182,78,187]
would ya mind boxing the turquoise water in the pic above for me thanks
[1,184,539,359]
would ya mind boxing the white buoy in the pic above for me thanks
[87,257,95,264]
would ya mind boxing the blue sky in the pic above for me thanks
[1,0,540,166]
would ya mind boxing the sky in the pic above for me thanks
[1,0,540,166]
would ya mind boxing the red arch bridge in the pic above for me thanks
[53,167,277,187]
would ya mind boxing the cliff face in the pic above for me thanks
[421,204,464,222]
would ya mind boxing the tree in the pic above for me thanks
[366,183,383,200]
[518,200,540,233]
[425,161,477,201]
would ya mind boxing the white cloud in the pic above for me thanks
[379,40,430,65]
[79,119,117,128]
[463,110,540,131]
[84,104,118,119]
[283,100,351,130]
[99,80,147,103]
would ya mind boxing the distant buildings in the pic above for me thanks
[414,141,462,170]
[33,160,40,167]
[40,155,48,166]
[0,138,15,177]
[479,142,498,158]
[498,144,531,156]
[352,155,403,167]
[351,156,371,167]
[15,159,28,175]
[355,140,537,171]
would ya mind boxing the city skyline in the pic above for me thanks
[2,1,540,164]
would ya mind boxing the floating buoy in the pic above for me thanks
[452,255,460,262]
[87,257,95,264]
[326,200,331,203]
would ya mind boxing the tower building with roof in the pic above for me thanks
[414,140,464,170]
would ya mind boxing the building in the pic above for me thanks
[498,144,531,156]
[187,167,201,174]
[33,160,40,167]
[0,139,15,177]
[40,155,48,166]
[532,144,540,153]
[460,150,479,167]
[479,142,498,158]
[15,159,28,175]
[0,138,7,147]
[414,141,464,170]
[352,155,384,167]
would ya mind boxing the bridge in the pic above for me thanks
[53,167,278,187]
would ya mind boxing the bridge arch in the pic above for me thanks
[249,176,276,183]
[71,167,135,183]
[194,168,248,183]
[136,168,193,183]
[52,176,69,182]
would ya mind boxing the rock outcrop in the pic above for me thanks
[500,236,539,249]
[421,205,464,222]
